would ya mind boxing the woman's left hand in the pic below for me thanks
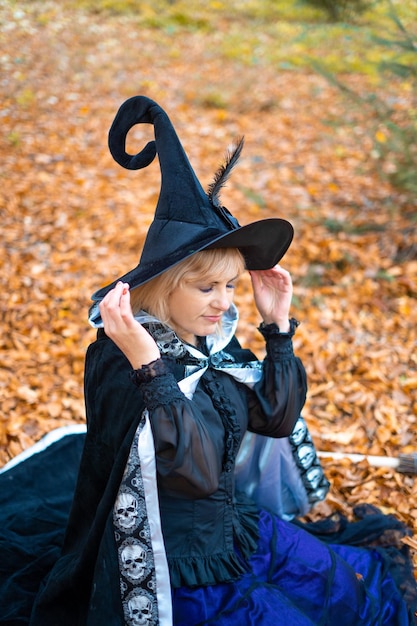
[249,265,293,332]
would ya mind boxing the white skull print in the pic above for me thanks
[306,466,323,489]
[290,418,307,446]
[114,492,140,530]
[297,444,316,470]
[121,542,148,581]
[127,593,153,626]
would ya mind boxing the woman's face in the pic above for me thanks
[167,272,238,345]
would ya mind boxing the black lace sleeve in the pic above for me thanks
[129,357,172,385]
[129,357,185,409]
[246,319,307,437]
[258,318,300,361]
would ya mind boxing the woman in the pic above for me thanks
[95,252,308,619]
[27,96,414,625]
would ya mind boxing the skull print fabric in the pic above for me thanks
[127,592,154,626]
[113,417,159,626]
[115,492,142,531]
[120,540,151,582]
[289,416,330,505]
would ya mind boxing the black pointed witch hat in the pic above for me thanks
[91,96,294,301]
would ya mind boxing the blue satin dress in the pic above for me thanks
[172,509,412,625]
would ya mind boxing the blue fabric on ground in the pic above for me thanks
[172,510,413,626]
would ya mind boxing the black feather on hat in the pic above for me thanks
[91,96,294,302]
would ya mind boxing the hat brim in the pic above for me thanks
[91,218,293,301]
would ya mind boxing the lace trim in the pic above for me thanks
[258,317,299,337]
[139,374,184,410]
[129,357,174,386]
[258,319,299,361]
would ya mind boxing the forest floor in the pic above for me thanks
[1,0,416,566]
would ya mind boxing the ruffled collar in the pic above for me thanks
[136,305,238,360]
[88,302,239,361]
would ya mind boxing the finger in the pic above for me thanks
[118,282,130,302]
[270,265,292,285]
[100,282,123,309]
[99,283,127,327]
[249,271,268,294]
[249,270,261,283]
[119,285,134,320]
[270,265,290,278]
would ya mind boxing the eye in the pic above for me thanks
[199,286,213,293]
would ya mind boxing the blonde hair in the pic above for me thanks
[130,248,245,325]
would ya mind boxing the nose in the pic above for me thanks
[212,288,231,311]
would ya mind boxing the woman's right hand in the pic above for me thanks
[99,282,160,369]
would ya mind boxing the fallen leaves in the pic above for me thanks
[0,2,416,573]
